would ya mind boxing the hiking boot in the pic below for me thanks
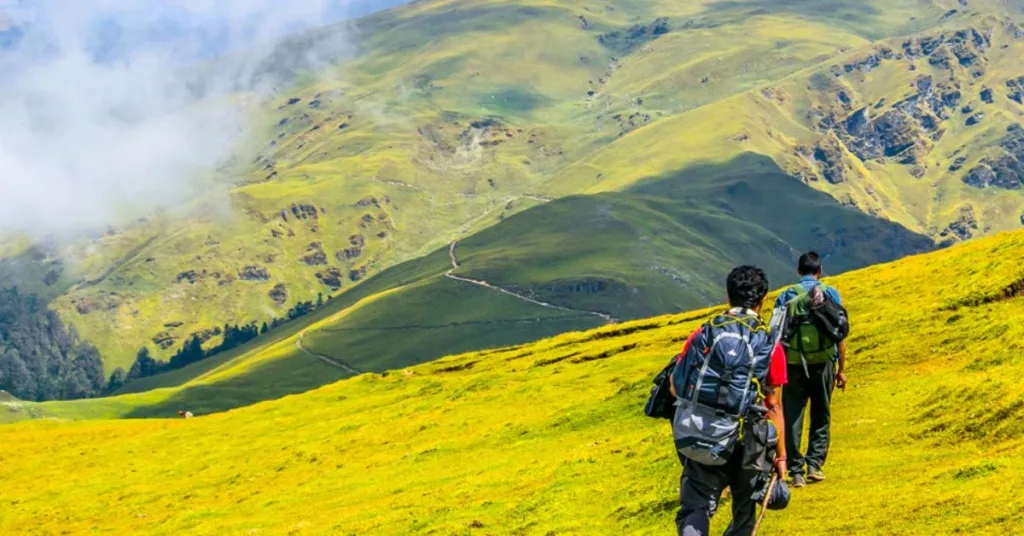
[791,474,807,488]
[807,467,826,483]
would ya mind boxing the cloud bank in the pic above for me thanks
[0,0,383,237]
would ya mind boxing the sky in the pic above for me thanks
[0,0,404,238]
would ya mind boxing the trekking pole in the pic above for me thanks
[752,472,778,536]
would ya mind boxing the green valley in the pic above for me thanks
[1,0,1023,405]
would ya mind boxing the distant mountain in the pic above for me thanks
[2,0,1021,392]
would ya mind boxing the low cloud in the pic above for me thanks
[0,0,370,238]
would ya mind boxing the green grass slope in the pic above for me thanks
[2,0,1018,377]
[62,154,924,416]
[2,230,1022,535]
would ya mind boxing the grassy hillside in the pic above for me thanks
[2,230,1022,535]
[3,0,1021,378]
[26,153,926,415]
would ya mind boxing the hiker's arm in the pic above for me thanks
[766,343,788,475]
[669,329,701,398]
[766,387,787,475]
[836,339,848,390]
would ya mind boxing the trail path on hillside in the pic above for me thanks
[445,241,619,324]
[295,329,361,375]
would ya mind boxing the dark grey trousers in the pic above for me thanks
[783,362,835,477]
[675,448,761,536]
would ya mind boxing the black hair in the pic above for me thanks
[798,251,822,276]
[726,265,769,309]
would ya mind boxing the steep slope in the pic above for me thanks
[2,230,1022,535]
[19,153,928,416]
[2,0,1018,376]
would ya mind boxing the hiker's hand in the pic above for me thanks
[835,371,848,391]
[774,457,787,477]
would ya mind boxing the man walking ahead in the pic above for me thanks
[775,252,847,488]
[669,266,788,536]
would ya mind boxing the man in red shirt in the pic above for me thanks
[669,265,788,536]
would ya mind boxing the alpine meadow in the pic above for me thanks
[1,0,1024,534]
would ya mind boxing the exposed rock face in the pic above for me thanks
[966,112,984,126]
[176,269,206,284]
[902,28,990,68]
[353,196,390,209]
[151,331,176,350]
[1007,75,1024,104]
[238,265,270,281]
[316,268,344,289]
[302,243,328,266]
[962,124,1024,190]
[72,294,122,315]
[598,17,670,53]
[839,107,922,162]
[812,135,849,184]
[841,48,893,74]
[336,247,362,261]
[834,76,960,165]
[44,268,61,286]
[949,156,968,171]
[348,266,368,282]
[940,205,979,241]
[981,87,994,103]
[269,283,288,306]
[282,203,319,221]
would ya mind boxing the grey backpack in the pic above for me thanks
[671,313,774,466]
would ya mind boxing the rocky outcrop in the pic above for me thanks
[348,266,368,282]
[316,268,344,290]
[598,17,670,54]
[151,331,177,350]
[302,243,328,266]
[238,265,270,281]
[939,205,979,241]
[835,76,960,165]
[812,135,849,184]
[72,294,120,315]
[282,203,319,221]
[962,124,1024,190]
[902,28,990,68]
[353,196,390,209]
[336,247,362,261]
[1006,75,1024,104]
[949,156,968,172]
[966,112,984,126]
[269,283,288,306]
[981,87,994,103]
[176,269,206,284]
[840,47,896,74]
[44,268,61,286]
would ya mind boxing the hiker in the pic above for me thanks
[775,251,848,488]
[668,265,788,536]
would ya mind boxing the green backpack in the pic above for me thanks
[782,284,837,366]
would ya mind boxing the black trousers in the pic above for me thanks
[675,447,761,536]
[783,362,835,477]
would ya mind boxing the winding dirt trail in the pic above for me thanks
[295,329,361,375]
[444,241,618,324]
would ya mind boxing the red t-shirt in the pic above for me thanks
[674,328,788,387]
